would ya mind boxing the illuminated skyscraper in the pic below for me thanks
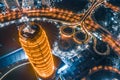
[19,22,55,78]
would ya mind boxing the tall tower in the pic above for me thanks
[19,22,55,78]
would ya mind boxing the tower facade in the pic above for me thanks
[19,22,54,78]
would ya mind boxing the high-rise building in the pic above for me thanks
[19,22,55,78]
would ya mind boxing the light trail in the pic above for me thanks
[104,2,120,12]
[0,1,119,56]
[0,62,30,80]
[93,36,110,55]
[82,65,120,80]
[90,66,120,74]
[80,0,105,23]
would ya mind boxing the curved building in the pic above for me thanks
[19,22,55,78]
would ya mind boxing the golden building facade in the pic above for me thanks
[19,22,54,78]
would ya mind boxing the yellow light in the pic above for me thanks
[19,22,54,78]
[73,31,88,44]
[60,26,75,38]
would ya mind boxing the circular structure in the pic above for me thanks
[1,63,38,80]
[83,66,120,80]
[89,70,120,80]
[93,38,110,55]
[73,31,89,44]
[20,23,40,39]
[60,26,75,38]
